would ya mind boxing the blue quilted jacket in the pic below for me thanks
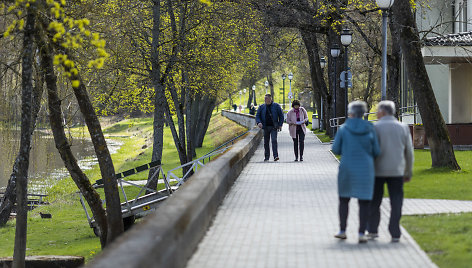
[332,118,380,200]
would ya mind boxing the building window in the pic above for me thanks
[455,0,469,32]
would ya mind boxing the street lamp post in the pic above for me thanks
[243,88,247,108]
[341,28,353,119]
[376,0,395,100]
[239,90,242,112]
[288,72,293,104]
[281,74,286,110]
[264,80,269,94]
[320,57,327,130]
[252,85,257,106]
[330,44,341,135]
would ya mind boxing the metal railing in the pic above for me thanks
[167,144,235,187]
[79,130,250,235]
[329,105,418,128]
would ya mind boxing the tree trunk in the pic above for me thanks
[64,68,124,243]
[148,0,164,192]
[300,30,329,130]
[13,9,35,268]
[388,15,402,117]
[0,57,43,226]
[391,0,460,169]
[268,74,275,97]
[38,35,108,247]
[185,90,194,163]
[195,97,216,148]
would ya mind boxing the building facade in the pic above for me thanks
[400,0,472,144]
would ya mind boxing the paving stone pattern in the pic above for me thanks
[187,126,438,268]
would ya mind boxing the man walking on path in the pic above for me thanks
[256,94,284,161]
[368,100,414,242]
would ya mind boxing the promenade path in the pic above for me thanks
[187,126,442,268]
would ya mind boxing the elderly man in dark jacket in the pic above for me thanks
[256,94,284,161]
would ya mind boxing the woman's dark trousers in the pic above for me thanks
[263,126,278,160]
[339,197,370,233]
[293,126,305,159]
[367,177,404,238]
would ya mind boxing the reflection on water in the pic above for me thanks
[0,128,122,193]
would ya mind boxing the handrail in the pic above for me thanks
[329,105,419,128]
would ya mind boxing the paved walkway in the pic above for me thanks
[187,126,453,268]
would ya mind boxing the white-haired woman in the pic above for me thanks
[332,101,380,243]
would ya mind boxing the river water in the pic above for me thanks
[0,128,122,192]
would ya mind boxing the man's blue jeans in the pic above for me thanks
[368,177,404,238]
[263,126,278,160]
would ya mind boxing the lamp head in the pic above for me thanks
[252,85,256,90]
[320,57,327,69]
[264,80,269,87]
[281,74,286,80]
[375,0,394,9]
[288,72,293,80]
[330,44,341,58]
[340,28,353,46]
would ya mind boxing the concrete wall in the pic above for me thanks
[427,64,451,123]
[86,127,262,268]
[221,109,256,129]
[451,63,472,123]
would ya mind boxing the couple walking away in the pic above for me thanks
[332,100,414,244]
[255,94,308,162]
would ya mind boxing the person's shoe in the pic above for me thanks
[300,157,303,162]
[334,232,347,240]
[391,237,400,243]
[294,158,298,162]
[367,233,378,240]
[359,233,368,244]
[264,159,269,162]
[274,157,279,161]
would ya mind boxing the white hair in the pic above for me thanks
[347,101,368,118]
[377,100,395,116]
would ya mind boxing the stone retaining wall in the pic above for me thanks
[221,110,256,129]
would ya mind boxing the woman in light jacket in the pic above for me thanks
[331,100,380,243]
[286,100,308,161]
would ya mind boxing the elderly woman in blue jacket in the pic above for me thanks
[332,101,380,243]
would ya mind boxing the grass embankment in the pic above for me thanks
[0,114,247,261]
[400,150,472,267]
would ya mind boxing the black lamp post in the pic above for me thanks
[376,0,395,100]
[281,74,286,110]
[341,28,353,119]
[252,85,257,106]
[288,72,293,105]
[330,44,341,134]
[320,57,327,130]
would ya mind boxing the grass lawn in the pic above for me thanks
[400,150,472,268]
[402,213,472,268]
[312,129,331,143]
[0,114,247,261]
[406,150,472,200]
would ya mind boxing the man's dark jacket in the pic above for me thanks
[256,102,284,128]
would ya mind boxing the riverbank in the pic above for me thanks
[0,113,247,261]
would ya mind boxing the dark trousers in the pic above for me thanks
[339,197,370,233]
[368,177,404,238]
[263,126,278,160]
[292,126,305,159]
